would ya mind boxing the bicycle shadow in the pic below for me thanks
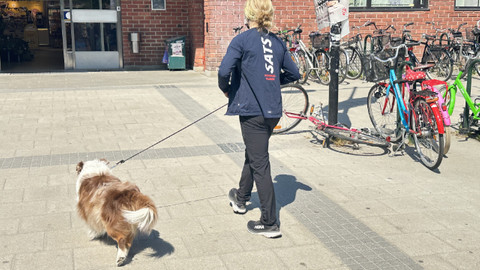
[248,174,312,226]
[94,230,174,265]
[390,143,442,174]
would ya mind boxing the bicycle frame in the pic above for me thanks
[295,39,317,72]
[283,107,362,134]
[446,71,480,120]
[384,68,412,132]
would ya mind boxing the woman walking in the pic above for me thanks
[218,0,300,238]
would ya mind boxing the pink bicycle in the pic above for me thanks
[274,84,389,148]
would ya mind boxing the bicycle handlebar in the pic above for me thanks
[370,43,418,64]
[365,21,377,29]
[457,22,467,32]
[386,24,396,32]
[426,21,448,33]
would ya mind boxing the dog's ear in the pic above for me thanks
[99,158,110,165]
[76,161,84,174]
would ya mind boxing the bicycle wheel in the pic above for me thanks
[323,126,390,148]
[345,47,363,80]
[451,49,467,79]
[314,50,330,85]
[412,98,444,170]
[443,125,451,155]
[338,48,348,84]
[295,50,309,84]
[424,49,453,81]
[273,84,309,134]
[367,83,402,142]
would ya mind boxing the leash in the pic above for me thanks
[110,103,228,169]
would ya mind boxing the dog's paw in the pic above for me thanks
[116,256,126,267]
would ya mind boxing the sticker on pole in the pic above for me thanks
[314,0,349,38]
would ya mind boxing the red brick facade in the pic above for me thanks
[121,0,478,71]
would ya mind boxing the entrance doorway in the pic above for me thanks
[62,0,122,70]
[0,0,64,72]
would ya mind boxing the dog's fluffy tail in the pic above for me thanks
[122,206,157,234]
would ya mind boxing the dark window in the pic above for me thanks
[350,0,428,10]
[152,0,166,10]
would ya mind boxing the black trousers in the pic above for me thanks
[237,115,280,226]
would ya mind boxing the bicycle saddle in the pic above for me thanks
[405,69,426,81]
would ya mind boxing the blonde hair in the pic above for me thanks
[244,0,274,30]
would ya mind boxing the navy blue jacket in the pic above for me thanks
[218,28,300,118]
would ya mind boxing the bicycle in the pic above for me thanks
[364,22,397,54]
[443,21,480,79]
[273,84,389,148]
[443,59,480,133]
[282,25,348,85]
[309,31,349,85]
[342,21,370,80]
[366,43,445,170]
[403,22,453,81]
[276,28,307,83]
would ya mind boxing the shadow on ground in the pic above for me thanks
[95,230,174,266]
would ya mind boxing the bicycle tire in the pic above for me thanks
[424,49,453,81]
[345,47,363,80]
[443,125,451,155]
[338,48,349,84]
[314,50,330,85]
[412,98,444,170]
[295,50,309,84]
[323,126,389,148]
[367,83,402,142]
[273,84,309,134]
[451,49,468,79]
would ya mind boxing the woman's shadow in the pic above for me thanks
[249,174,312,226]
[96,230,174,266]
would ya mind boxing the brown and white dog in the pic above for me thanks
[76,159,158,266]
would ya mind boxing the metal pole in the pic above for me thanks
[328,22,342,126]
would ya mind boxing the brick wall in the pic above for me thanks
[204,0,479,71]
[121,0,203,69]
[203,0,318,71]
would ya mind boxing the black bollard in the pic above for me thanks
[328,23,342,126]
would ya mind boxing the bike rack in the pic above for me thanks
[462,59,480,132]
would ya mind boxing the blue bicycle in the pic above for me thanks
[365,43,445,170]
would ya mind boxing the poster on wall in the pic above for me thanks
[314,0,349,38]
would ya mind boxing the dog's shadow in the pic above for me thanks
[96,230,174,265]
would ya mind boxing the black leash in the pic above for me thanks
[110,103,228,169]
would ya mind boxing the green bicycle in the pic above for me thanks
[443,59,480,131]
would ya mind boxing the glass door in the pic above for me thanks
[61,0,122,69]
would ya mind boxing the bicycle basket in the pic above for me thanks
[362,55,389,82]
[465,27,475,41]
[310,32,330,49]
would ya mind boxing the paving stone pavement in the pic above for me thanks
[0,70,479,270]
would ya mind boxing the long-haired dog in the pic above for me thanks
[76,159,158,266]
